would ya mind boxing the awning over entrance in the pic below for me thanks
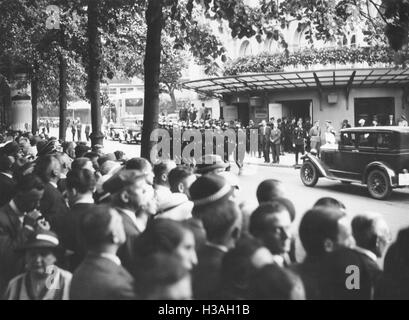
[182,68,409,97]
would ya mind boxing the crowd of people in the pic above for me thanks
[0,128,408,300]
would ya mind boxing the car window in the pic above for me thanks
[377,133,394,149]
[341,132,356,147]
[357,132,377,148]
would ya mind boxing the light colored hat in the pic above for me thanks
[358,119,365,125]
[156,193,193,221]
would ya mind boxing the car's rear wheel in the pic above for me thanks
[367,169,392,200]
[300,162,319,187]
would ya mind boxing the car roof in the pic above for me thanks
[341,126,409,133]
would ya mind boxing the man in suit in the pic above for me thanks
[104,169,156,274]
[351,213,391,298]
[386,114,396,126]
[0,174,48,296]
[269,123,281,164]
[57,168,97,271]
[290,207,354,299]
[259,120,271,163]
[0,154,16,207]
[189,175,242,299]
[70,204,136,300]
[35,155,69,229]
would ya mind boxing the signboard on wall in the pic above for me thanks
[268,103,283,120]
[255,106,268,119]
[223,105,238,122]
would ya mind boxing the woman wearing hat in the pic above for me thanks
[4,230,72,300]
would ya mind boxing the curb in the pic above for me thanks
[243,161,295,169]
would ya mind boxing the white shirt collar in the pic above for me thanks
[96,252,121,266]
[49,181,58,189]
[119,208,147,233]
[354,246,378,263]
[205,242,229,253]
[0,172,13,179]
[74,194,94,205]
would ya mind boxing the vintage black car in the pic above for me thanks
[300,126,409,200]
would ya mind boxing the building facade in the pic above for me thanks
[183,2,409,130]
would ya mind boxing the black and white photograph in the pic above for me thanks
[0,0,409,307]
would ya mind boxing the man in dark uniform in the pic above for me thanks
[304,117,312,153]
[292,120,306,166]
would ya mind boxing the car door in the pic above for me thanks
[354,131,378,176]
[332,131,361,180]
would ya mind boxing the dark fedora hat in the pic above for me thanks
[189,174,233,207]
[195,154,228,175]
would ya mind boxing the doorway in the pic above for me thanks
[279,99,312,121]
[354,97,394,126]
[235,103,250,126]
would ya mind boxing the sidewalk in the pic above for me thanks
[242,152,300,168]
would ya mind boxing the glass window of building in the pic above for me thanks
[109,88,117,95]
[120,87,127,94]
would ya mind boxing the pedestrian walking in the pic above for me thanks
[85,124,91,142]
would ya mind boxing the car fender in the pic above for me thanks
[301,154,326,177]
[363,162,397,186]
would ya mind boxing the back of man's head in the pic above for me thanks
[195,200,242,247]
[313,197,346,211]
[136,252,191,300]
[71,157,92,172]
[299,207,348,259]
[74,144,90,158]
[80,204,113,250]
[34,154,61,183]
[256,179,285,202]
[125,157,150,171]
[168,166,194,193]
[153,161,176,186]
[16,173,44,194]
[351,213,390,257]
[248,264,305,300]
[66,169,96,194]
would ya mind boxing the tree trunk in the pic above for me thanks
[141,0,163,160]
[169,86,177,111]
[31,66,38,135]
[58,53,68,140]
[88,0,104,146]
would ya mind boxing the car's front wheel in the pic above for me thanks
[300,162,319,187]
[367,169,392,200]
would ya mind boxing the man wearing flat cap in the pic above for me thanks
[104,169,156,274]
